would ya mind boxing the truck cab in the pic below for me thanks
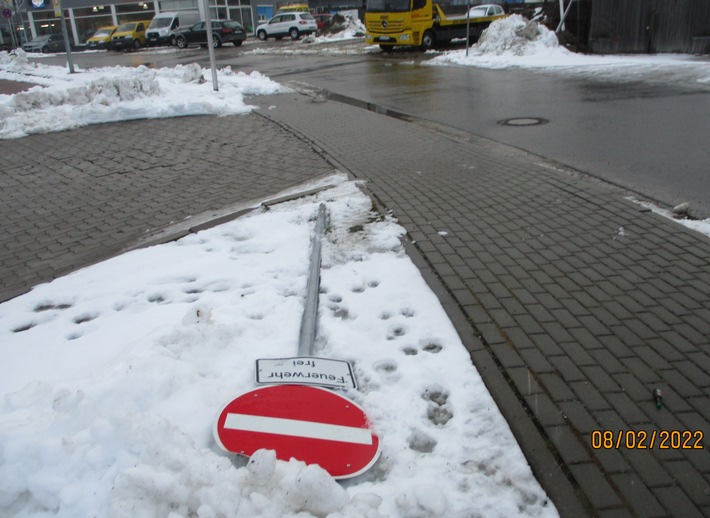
[365,0,506,51]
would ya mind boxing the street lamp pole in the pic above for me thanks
[53,0,74,73]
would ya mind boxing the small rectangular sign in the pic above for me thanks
[256,357,357,390]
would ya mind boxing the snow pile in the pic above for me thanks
[475,14,559,56]
[0,51,286,139]
[431,14,577,68]
[0,176,556,517]
[429,14,710,84]
[313,14,366,42]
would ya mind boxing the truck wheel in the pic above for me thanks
[420,30,435,51]
[133,39,141,49]
[469,25,484,44]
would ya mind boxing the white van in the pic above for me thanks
[146,11,201,46]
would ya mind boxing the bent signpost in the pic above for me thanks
[214,203,379,478]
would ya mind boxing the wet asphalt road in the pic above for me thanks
[26,41,710,218]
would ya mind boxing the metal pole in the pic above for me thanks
[557,0,565,32]
[555,0,575,33]
[298,203,327,357]
[55,0,74,73]
[202,0,218,91]
[6,15,17,49]
[465,0,470,57]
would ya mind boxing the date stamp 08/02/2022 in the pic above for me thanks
[591,430,705,450]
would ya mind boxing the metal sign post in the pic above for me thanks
[201,0,218,91]
[53,0,74,73]
[216,202,377,478]
[298,203,326,356]
[465,0,471,56]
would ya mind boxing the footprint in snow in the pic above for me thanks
[408,429,437,453]
[423,385,453,426]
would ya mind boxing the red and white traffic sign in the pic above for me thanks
[214,384,380,479]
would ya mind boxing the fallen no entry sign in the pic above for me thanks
[214,384,380,479]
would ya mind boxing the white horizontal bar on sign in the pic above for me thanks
[225,413,373,445]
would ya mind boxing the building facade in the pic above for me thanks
[3,0,358,47]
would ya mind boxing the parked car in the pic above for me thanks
[86,26,117,50]
[111,20,152,50]
[276,3,309,14]
[174,20,247,48]
[146,11,201,47]
[22,34,65,53]
[467,4,505,18]
[256,12,318,41]
[313,13,333,32]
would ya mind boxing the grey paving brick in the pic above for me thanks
[658,369,704,397]
[589,349,627,374]
[507,366,544,396]
[560,341,598,366]
[583,365,623,392]
[620,449,674,488]
[489,342,526,369]
[653,486,706,518]
[546,425,592,465]
[592,445,632,474]
[610,473,667,517]
[596,508,634,518]
[568,463,623,509]
[606,392,650,424]
[524,392,566,427]
[519,347,556,373]
[550,356,587,382]
[571,381,611,411]
[665,461,710,505]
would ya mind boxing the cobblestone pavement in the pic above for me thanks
[1,83,709,517]
[0,114,335,301]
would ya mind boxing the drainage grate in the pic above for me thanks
[498,117,549,127]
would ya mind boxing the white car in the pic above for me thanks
[256,12,318,41]
[468,4,505,18]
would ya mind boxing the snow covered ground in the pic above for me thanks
[0,176,556,517]
[428,14,710,89]
[1,15,709,517]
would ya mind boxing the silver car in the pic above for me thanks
[22,34,65,53]
[256,12,318,41]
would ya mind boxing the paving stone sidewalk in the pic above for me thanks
[1,85,709,517]
[0,114,334,301]
[253,92,710,517]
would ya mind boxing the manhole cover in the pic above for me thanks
[498,117,549,126]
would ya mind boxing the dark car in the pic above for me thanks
[22,34,65,53]
[174,20,247,48]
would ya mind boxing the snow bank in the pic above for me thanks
[430,14,578,68]
[475,14,559,56]
[0,51,286,139]
[312,14,366,43]
[430,14,710,85]
[0,177,556,517]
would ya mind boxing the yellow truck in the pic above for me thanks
[365,1,507,51]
